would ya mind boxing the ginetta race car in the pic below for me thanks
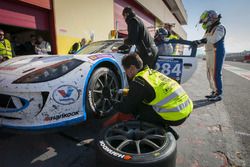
[0,40,197,130]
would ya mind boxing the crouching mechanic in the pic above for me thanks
[103,53,193,137]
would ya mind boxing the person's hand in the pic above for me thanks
[192,38,207,46]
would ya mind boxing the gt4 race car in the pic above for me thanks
[0,39,197,130]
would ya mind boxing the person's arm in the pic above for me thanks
[114,79,146,115]
[124,19,140,45]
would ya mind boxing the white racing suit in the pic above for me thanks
[202,24,226,95]
[156,40,173,56]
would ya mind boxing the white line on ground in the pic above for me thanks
[224,64,250,80]
[235,131,250,137]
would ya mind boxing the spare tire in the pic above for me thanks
[95,121,177,167]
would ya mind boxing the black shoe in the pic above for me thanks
[208,95,222,101]
[205,91,216,98]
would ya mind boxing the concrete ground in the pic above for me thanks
[0,60,246,167]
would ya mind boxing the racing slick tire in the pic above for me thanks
[86,67,120,118]
[95,121,177,167]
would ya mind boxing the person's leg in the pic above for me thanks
[209,47,225,101]
[205,66,216,98]
[136,103,166,127]
[214,52,225,95]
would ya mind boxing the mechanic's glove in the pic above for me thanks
[192,38,207,46]
[112,89,129,96]
[117,44,130,53]
[102,112,135,127]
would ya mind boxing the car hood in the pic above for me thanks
[0,55,75,76]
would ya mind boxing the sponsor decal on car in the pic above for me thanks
[44,111,79,121]
[155,58,183,83]
[88,54,113,61]
[99,140,132,160]
[0,67,18,71]
[53,85,80,105]
[88,90,96,112]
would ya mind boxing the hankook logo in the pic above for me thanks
[44,111,79,121]
[99,140,132,160]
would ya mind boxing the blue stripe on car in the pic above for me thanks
[82,58,124,120]
[2,116,85,130]
[0,96,29,113]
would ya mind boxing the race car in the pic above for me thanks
[0,39,197,130]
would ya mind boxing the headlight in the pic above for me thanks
[13,59,84,83]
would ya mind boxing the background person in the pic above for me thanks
[0,29,13,62]
[68,38,87,54]
[35,35,51,55]
[122,7,158,68]
[154,27,173,56]
[103,53,193,139]
[192,10,226,101]
[24,34,37,55]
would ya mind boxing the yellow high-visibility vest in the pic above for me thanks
[134,67,193,121]
[68,42,81,54]
[0,39,12,59]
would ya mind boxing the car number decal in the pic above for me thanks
[155,58,183,83]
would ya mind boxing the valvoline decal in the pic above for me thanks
[53,85,80,105]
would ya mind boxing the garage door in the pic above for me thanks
[114,0,155,35]
[0,0,50,31]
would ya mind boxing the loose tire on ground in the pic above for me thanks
[95,121,177,167]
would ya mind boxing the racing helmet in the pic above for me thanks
[199,10,221,30]
[154,28,169,41]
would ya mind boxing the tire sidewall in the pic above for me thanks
[95,121,177,167]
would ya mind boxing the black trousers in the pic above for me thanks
[134,102,188,128]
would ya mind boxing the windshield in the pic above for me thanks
[77,40,125,55]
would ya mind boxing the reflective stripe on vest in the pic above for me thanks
[0,39,12,59]
[134,67,193,121]
[153,99,191,113]
[155,87,185,107]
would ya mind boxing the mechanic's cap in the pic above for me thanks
[122,7,134,16]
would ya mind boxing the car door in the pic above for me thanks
[155,39,197,84]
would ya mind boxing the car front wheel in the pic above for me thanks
[86,67,120,118]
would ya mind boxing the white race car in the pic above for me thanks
[0,39,197,130]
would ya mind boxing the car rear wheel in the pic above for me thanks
[86,67,120,118]
[95,121,177,167]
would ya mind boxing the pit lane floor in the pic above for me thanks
[0,60,247,167]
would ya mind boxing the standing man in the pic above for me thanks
[103,53,193,135]
[35,35,51,55]
[164,23,179,40]
[192,10,226,101]
[154,27,173,56]
[122,7,158,68]
[0,29,13,62]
